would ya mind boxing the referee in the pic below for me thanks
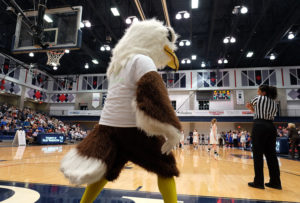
[246,85,282,190]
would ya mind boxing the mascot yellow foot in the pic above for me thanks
[80,176,177,203]
[158,176,177,203]
[80,178,108,203]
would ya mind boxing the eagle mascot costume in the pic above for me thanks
[60,19,181,203]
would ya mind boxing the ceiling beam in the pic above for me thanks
[134,0,146,20]
[161,0,171,26]
[205,0,218,59]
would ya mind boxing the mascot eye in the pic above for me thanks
[167,28,173,42]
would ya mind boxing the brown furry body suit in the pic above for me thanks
[61,71,181,185]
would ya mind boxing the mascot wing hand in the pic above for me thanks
[134,71,181,155]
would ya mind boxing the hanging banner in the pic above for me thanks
[236,90,244,105]
[92,93,100,108]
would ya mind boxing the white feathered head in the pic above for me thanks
[107,19,179,77]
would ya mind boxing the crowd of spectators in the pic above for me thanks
[0,104,88,143]
[277,126,300,137]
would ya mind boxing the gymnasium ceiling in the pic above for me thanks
[1,0,300,75]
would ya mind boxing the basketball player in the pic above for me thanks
[208,118,218,156]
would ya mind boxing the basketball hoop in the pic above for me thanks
[46,50,65,66]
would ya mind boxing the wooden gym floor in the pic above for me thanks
[0,144,299,202]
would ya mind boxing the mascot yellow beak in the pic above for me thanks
[164,45,179,71]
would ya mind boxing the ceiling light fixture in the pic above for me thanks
[125,16,138,25]
[232,5,248,15]
[191,55,197,60]
[43,14,53,23]
[223,36,236,44]
[84,20,91,28]
[29,52,34,57]
[288,32,295,40]
[125,18,131,24]
[240,6,248,14]
[246,51,254,58]
[223,37,229,44]
[184,12,190,19]
[218,58,228,64]
[176,13,182,20]
[270,53,276,60]
[175,11,190,20]
[100,45,111,52]
[80,22,84,28]
[85,63,89,69]
[92,59,99,64]
[181,58,191,64]
[53,66,58,70]
[201,62,206,67]
[230,37,236,43]
[179,40,191,46]
[111,8,120,16]
[191,0,199,9]
[65,49,70,54]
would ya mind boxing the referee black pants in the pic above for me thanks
[251,119,281,186]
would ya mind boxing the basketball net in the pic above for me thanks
[46,50,65,66]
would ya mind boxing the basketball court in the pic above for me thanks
[1,0,300,202]
[0,145,299,202]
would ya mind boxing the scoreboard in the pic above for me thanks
[213,90,231,100]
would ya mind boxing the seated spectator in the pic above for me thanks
[26,131,34,144]
[1,116,7,127]
[3,123,9,132]
[38,125,45,133]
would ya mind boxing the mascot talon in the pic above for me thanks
[61,19,181,203]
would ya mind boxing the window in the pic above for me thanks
[82,76,108,90]
[160,72,186,88]
[289,69,300,85]
[53,77,74,91]
[0,57,20,79]
[197,71,229,88]
[171,101,176,110]
[241,69,276,86]
[198,101,209,110]
[31,72,48,89]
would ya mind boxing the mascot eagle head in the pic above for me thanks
[107,19,179,77]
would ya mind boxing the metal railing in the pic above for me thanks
[49,109,300,117]
[280,109,300,117]
[49,110,102,116]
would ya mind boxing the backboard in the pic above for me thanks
[12,6,82,53]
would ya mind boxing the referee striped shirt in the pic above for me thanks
[250,95,277,120]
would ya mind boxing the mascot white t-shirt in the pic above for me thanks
[100,54,157,127]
